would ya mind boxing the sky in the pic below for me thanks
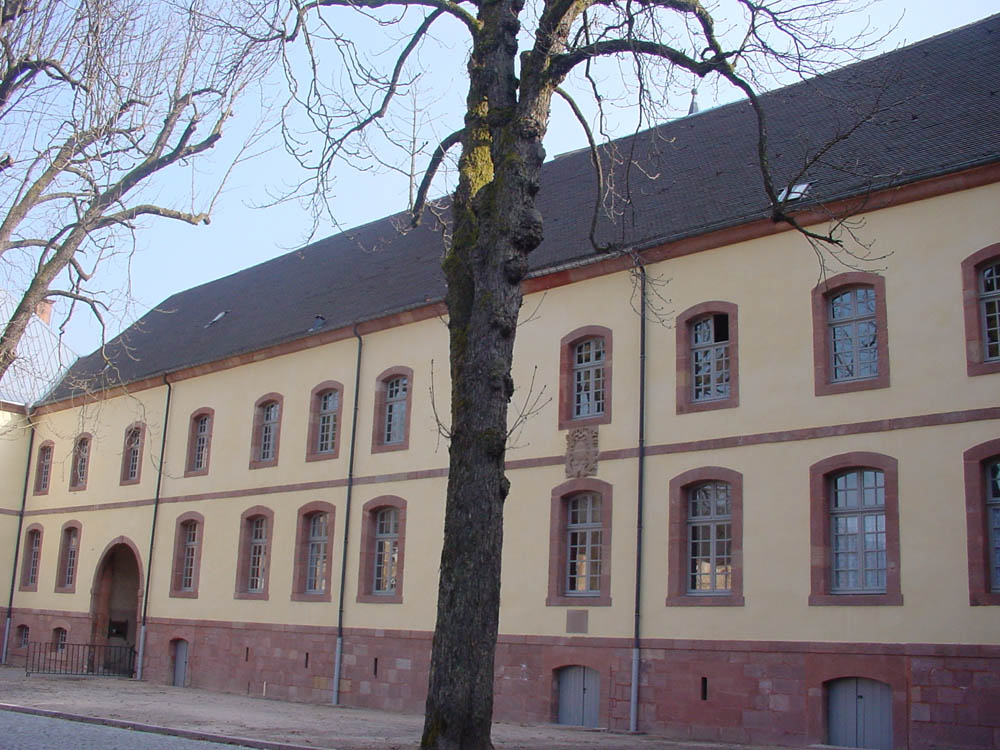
[52,0,998,359]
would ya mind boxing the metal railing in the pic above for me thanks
[25,642,136,677]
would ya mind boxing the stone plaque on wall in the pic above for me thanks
[565,425,598,478]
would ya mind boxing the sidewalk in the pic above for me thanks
[0,666,770,750]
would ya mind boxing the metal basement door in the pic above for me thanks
[827,677,892,750]
[557,666,600,728]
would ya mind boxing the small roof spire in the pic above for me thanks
[688,87,699,115]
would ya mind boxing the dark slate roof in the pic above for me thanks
[48,15,1000,403]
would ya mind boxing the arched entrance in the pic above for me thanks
[89,538,143,675]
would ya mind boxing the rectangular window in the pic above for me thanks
[831,469,886,593]
[28,531,40,586]
[248,517,267,592]
[259,403,279,461]
[63,528,78,587]
[829,287,878,382]
[573,339,605,418]
[384,378,407,445]
[306,514,328,593]
[691,315,730,402]
[373,508,399,593]
[981,262,1000,362]
[317,391,338,454]
[566,494,602,595]
[687,481,732,592]
[193,416,209,470]
[181,522,198,591]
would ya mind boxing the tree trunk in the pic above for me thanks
[420,0,552,746]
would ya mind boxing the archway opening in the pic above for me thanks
[90,542,142,674]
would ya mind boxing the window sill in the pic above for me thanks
[558,413,611,432]
[809,592,903,606]
[546,594,612,607]
[666,593,744,607]
[54,585,76,594]
[371,441,408,454]
[815,373,890,397]
[970,591,1000,606]
[169,590,199,599]
[305,451,338,463]
[357,592,402,604]
[967,358,1000,377]
[291,591,333,602]
[676,396,739,415]
[234,591,269,601]
[183,467,209,478]
[248,459,278,470]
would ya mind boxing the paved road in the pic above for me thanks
[0,710,259,750]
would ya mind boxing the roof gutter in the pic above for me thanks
[136,374,172,680]
[333,323,364,705]
[1,406,33,665]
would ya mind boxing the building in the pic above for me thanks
[2,16,999,750]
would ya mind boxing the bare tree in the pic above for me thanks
[245,1,883,747]
[0,0,269,387]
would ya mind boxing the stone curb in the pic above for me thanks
[0,702,333,750]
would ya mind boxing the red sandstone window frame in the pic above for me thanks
[675,302,739,414]
[808,452,902,606]
[33,441,54,495]
[185,407,214,477]
[371,367,413,454]
[666,467,744,606]
[19,524,43,592]
[292,501,335,602]
[234,506,274,600]
[54,520,82,594]
[69,433,92,491]
[119,422,146,486]
[963,437,1000,605]
[547,478,613,607]
[51,626,68,652]
[306,381,344,462]
[249,393,283,469]
[558,326,613,431]
[169,511,205,599]
[961,243,1000,377]
[356,496,406,603]
[811,272,890,396]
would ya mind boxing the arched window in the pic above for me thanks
[306,382,343,461]
[249,394,283,468]
[120,423,145,485]
[676,302,739,413]
[16,625,29,649]
[558,327,612,429]
[52,627,68,652]
[811,273,890,396]
[547,479,612,606]
[357,496,406,603]
[809,453,901,605]
[372,368,413,453]
[235,507,273,599]
[185,408,214,476]
[19,525,42,591]
[963,438,1000,605]
[34,442,53,494]
[55,522,81,592]
[667,467,744,606]
[69,434,91,490]
[292,502,335,601]
[170,512,204,598]
[962,243,1000,376]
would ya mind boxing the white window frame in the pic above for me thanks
[980,261,1000,363]
[572,339,605,419]
[373,508,399,594]
[687,481,733,593]
[306,513,328,594]
[565,493,603,595]
[690,315,730,402]
[317,390,339,454]
[248,517,267,592]
[830,469,887,594]
[828,287,878,382]
[383,377,408,445]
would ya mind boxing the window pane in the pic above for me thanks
[572,339,605,418]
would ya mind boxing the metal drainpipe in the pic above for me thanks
[333,324,363,705]
[2,407,34,665]
[629,264,648,733]
[136,375,172,680]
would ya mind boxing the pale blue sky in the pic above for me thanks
[55,1,998,358]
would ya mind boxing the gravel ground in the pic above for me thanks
[0,666,768,750]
